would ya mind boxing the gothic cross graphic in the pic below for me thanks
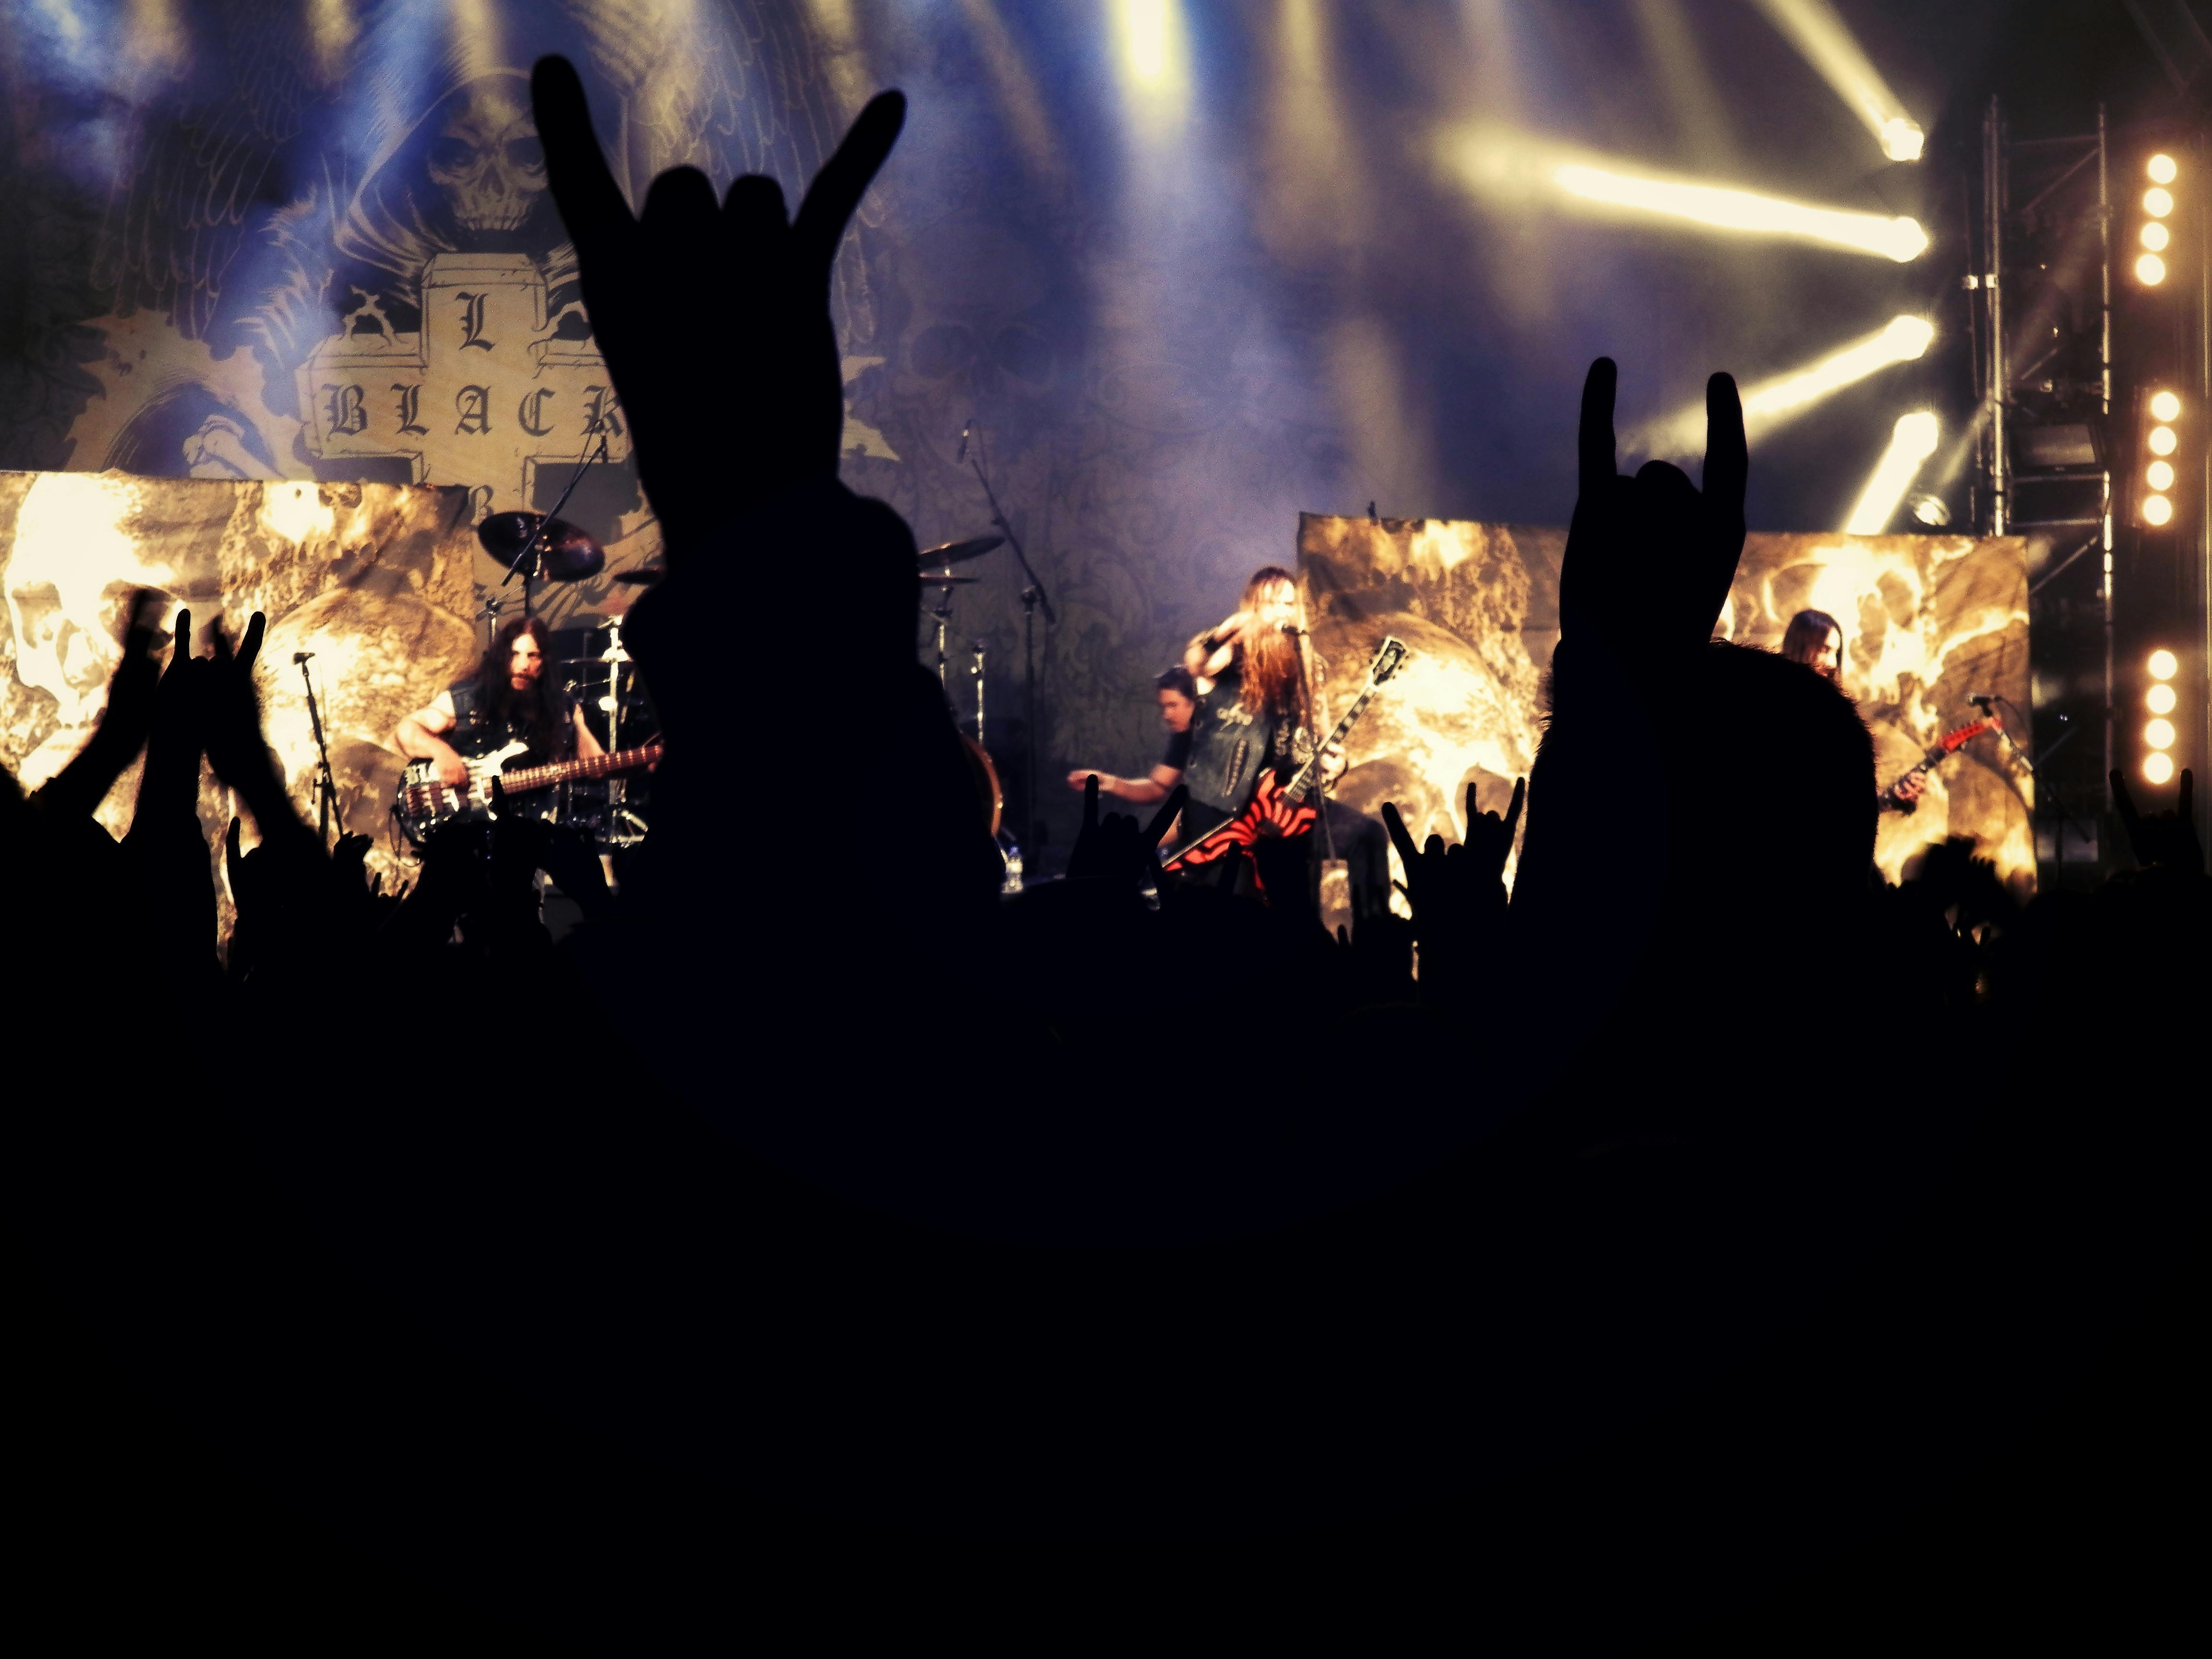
[297,252,632,519]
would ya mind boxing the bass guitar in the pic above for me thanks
[397,738,665,840]
[1162,635,1409,871]
[1878,715,2000,812]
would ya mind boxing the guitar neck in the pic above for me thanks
[494,742,663,794]
[1283,682,1380,801]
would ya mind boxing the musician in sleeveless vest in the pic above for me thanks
[396,615,603,790]
[1780,608,1924,812]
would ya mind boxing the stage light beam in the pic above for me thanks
[1551,162,1928,260]
[1108,0,1191,139]
[1630,315,1932,458]
[1844,411,1939,534]
[1748,0,1924,162]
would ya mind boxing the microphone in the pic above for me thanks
[957,418,973,462]
[1278,623,1306,635]
[293,651,315,664]
[1968,693,1996,708]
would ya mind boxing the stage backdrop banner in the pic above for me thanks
[1298,515,2035,895]
[0,470,482,920]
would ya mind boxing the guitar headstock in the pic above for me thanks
[1937,715,2000,754]
[1368,636,1409,685]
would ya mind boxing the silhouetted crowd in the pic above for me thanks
[2,56,2202,1649]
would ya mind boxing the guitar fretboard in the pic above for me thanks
[491,742,664,794]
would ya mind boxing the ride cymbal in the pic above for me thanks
[916,535,1003,570]
[477,512,608,582]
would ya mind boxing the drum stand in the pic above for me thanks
[927,580,959,689]
[967,425,1055,852]
[969,637,987,744]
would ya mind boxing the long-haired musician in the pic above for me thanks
[1780,607,1924,810]
[1177,565,1343,839]
[396,615,603,788]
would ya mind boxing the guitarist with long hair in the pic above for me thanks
[1781,607,1930,812]
[396,615,603,789]
[1176,565,1344,855]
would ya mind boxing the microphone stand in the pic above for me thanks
[967,425,1054,852]
[296,653,341,846]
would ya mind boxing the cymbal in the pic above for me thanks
[916,535,1003,570]
[477,511,607,582]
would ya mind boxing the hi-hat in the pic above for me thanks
[916,535,1003,570]
[477,512,607,582]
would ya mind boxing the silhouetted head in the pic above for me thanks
[1677,641,1874,909]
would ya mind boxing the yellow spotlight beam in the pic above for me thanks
[1554,161,1928,260]
[1845,411,1940,533]
[1751,0,1924,161]
[1631,314,1932,458]
[1110,0,1190,123]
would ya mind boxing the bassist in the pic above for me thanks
[396,616,602,789]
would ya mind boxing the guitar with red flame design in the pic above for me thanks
[1163,635,1408,871]
[1879,714,2001,812]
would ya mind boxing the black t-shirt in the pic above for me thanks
[448,680,569,765]
[1162,727,1193,772]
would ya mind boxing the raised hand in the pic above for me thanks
[134,606,204,821]
[2112,767,2204,872]
[1382,777,1524,997]
[36,590,166,820]
[1560,360,1747,676]
[1465,775,1527,885]
[1068,773,1187,884]
[530,56,905,543]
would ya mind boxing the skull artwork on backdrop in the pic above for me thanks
[890,215,1081,470]
[425,81,549,235]
[2,473,228,792]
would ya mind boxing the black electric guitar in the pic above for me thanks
[1878,715,2000,812]
[1161,635,1409,871]
[396,737,664,840]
